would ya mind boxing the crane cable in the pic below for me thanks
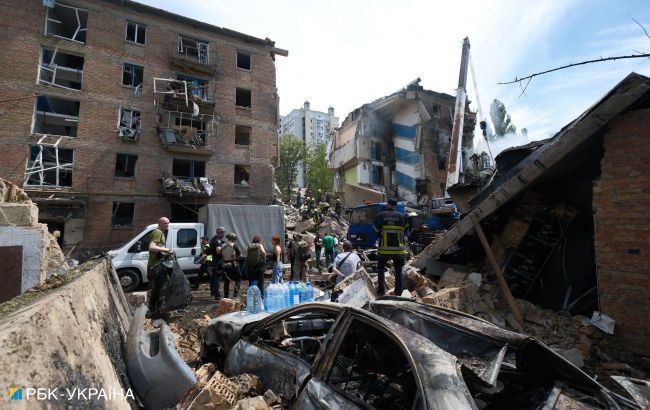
[468,51,494,161]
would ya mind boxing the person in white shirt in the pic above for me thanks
[331,240,361,283]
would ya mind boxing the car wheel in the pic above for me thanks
[118,269,141,292]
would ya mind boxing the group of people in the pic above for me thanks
[146,196,407,307]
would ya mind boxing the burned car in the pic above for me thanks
[201,300,643,409]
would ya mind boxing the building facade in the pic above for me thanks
[280,101,338,187]
[0,0,287,258]
[328,81,475,207]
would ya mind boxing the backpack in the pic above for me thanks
[222,242,236,262]
[298,241,310,263]
[247,243,262,266]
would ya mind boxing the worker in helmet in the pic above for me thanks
[221,232,242,298]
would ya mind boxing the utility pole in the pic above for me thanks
[445,37,470,192]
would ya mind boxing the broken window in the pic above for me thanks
[432,104,441,118]
[38,48,84,90]
[112,202,134,227]
[171,113,207,147]
[33,95,80,137]
[45,2,87,43]
[234,165,250,186]
[236,88,251,108]
[118,108,141,140]
[25,145,73,187]
[122,63,143,88]
[237,51,251,70]
[115,153,137,178]
[178,35,209,64]
[125,21,146,45]
[325,319,416,409]
[235,125,251,146]
[173,159,205,178]
[177,74,210,102]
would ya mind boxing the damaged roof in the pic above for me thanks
[413,72,650,268]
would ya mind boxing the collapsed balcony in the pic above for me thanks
[154,78,216,155]
[159,176,214,198]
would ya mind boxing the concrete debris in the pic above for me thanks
[262,389,279,406]
[189,370,238,409]
[294,218,314,234]
[129,291,148,306]
[231,396,269,410]
[437,268,468,288]
[0,178,31,203]
[555,348,586,368]
[228,373,262,398]
[215,298,244,316]
[466,272,483,288]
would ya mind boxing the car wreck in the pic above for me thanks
[200,299,644,409]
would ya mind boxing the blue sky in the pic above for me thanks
[138,0,650,146]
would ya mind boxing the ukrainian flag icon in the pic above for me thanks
[9,387,22,401]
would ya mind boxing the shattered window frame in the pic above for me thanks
[177,74,211,102]
[44,2,88,44]
[117,107,142,140]
[234,164,251,186]
[111,201,135,227]
[38,47,84,91]
[172,159,206,178]
[32,95,80,137]
[122,62,144,90]
[235,88,252,109]
[25,145,74,188]
[177,34,210,65]
[115,153,138,178]
[236,51,251,70]
[125,21,147,45]
[235,125,252,146]
[432,104,441,118]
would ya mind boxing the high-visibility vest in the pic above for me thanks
[378,224,407,255]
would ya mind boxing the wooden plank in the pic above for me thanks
[470,214,524,330]
[0,246,23,303]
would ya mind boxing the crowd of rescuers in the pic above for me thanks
[148,199,406,305]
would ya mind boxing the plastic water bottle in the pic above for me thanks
[264,284,271,311]
[305,282,314,302]
[283,282,290,308]
[290,282,300,306]
[247,281,262,314]
[298,282,306,303]
[274,284,284,310]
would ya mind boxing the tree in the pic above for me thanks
[489,99,517,139]
[305,142,333,194]
[275,135,307,202]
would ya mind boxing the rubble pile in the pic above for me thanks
[401,266,647,378]
[182,365,285,410]
[170,315,212,363]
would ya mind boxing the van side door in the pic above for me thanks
[170,226,200,274]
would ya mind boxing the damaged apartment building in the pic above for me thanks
[0,0,287,258]
[328,79,475,207]
[413,73,650,364]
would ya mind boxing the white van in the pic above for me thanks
[108,204,285,291]
[108,223,205,291]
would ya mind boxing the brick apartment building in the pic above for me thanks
[0,0,287,258]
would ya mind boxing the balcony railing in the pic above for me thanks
[160,176,214,197]
[169,41,217,75]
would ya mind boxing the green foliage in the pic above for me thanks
[305,143,332,194]
[489,99,517,139]
[275,135,307,202]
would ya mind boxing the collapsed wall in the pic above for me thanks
[0,258,134,408]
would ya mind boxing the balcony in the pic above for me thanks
[160,176,214,198]
[169,39,217,75]
[158,126,213,156]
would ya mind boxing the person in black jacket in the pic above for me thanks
[373,198,407,295]
[209,226,226,300]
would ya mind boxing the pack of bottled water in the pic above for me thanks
[263,281,314,312]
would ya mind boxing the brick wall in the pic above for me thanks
[0,0,282,256]
[593,108,650,358]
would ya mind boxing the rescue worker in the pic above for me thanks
[335,198,342,218]
[246,235,267,295]
[209,227,227,300]
[293,233,309,282]
[221,233,242,298]
[147,217,171,316]
[192,235,211,290]
[373,198,407,295]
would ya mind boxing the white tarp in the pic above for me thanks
[199,204,285,251]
